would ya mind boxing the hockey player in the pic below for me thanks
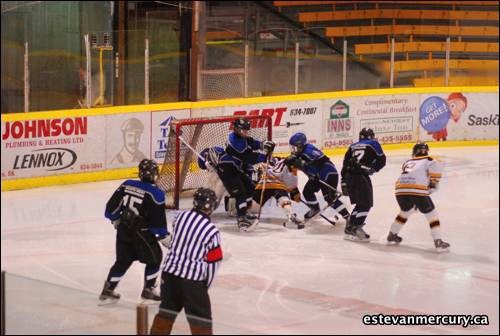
[218,117,275,231]
[249,157,304,229]
[197,146,226,209]
[99,159,171,305]
[387,142,449,252]
[341,128,386,242]
[286,132,350,225]
[150,188,222,335]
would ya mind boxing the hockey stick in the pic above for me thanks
[177,134,206,163]
[257,154,271,221]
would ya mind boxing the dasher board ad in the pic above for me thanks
[1,116,106,180]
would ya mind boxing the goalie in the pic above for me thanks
[227,157,305,229]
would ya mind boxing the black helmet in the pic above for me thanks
[139,159,159,183]
[359,128,375,140]
[193,188,218,214]
[412,141,429,157]
[233,117,251,136]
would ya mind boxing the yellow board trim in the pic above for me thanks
[2,86,497,121]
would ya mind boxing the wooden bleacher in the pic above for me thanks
[299,9,498,23]
[272,1,498,86]
[355,41,499,55]
[325,25,499,38]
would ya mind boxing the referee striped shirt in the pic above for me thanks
[164,209,222,288]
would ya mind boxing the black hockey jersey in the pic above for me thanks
[341,139,386,176]
[105,179,168,238]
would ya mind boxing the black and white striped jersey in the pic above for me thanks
[163,209,222,288]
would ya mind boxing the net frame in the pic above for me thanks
[158,115,272,209]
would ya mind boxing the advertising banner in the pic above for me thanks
[224,100,323,152]
[322,95,420,148]
[151,109,191,163]
[106,113,151,169]
[1,116,106,180]
[418,92,499,142]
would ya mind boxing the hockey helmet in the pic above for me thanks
[289,132,307,154]
[359,127,375,140]
[139,159,159,183]
[193,187,218,214]
[412,141,429,157]
[233,117,251,136]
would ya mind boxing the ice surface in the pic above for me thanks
[2,146,498,334]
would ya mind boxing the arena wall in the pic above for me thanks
[2,86,498,191]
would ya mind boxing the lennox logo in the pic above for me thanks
[233,108,286,128]
[13,148,77,171]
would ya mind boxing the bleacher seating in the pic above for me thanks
[273,0,499,87]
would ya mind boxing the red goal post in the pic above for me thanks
[157,115,273,209]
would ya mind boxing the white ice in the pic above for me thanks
[1,146,498,335]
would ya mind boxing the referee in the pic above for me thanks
[150,188,223,335]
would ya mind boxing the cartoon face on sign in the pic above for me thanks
[419,92,468,141]
[447,92,468,122]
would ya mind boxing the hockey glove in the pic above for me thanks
[428,181,439,194]
[290,187,301,202]
[159,234,172,249]
[111,219,120,229]
[262,140,276,155]
[340,180,349,196]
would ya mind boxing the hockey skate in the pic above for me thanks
[344,225,370,242]
[387,232,403,244]
[434,239,450,252]
[98,281,120,305]
[283,213,305,230]
[141,287,161,304]
[237,215,259,232]
[304,206,320,220]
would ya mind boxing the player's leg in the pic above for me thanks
[322,171,350,224]
[417,196,450,251]
[387,195,417,244]
[135,232,163,302]
[277,190,304,229]
[344,175,373,242]
[302,179,321,219]
[99,237,135,304]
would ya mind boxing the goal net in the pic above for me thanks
[157,115,272,209]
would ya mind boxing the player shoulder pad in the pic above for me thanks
[123,180,165,204]
[228,133,248,153]
[365,139,384,156]
[303,144,324,160]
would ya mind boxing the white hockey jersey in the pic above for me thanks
[395,156,443,196]
[255,158,298,192]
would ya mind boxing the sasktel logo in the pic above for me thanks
[2,117,88,140]
[13,148,77,171]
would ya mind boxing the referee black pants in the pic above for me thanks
[151,272,212,335]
